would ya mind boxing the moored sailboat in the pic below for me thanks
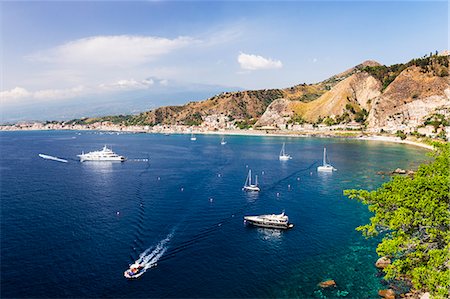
[317,147,337,172]
[242,169,260,192]
[279,142,292,161]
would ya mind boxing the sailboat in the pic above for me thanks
[242,169,260,192]
[279,142,292,161]
[317,147,337,172]
[221,137,227,145]
[190,133,197,141]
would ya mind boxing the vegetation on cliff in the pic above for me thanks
[363,54,449,91]
[344,143,450,297]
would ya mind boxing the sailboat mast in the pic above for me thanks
[249,169,252,185]
[255,175,258,186]
[323,148,327,165]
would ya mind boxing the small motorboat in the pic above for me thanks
[124,263,145,279]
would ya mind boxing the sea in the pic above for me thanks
[0,131,429,298]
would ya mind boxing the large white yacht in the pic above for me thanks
[77,145,126,162]
[244,212,294,229]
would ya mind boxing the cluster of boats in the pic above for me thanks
[241,143,337,232]
[76,139,336,279]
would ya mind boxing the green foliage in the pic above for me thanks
[345,103,356,114]
[354,108,369,123]
[344,143,450,296]
[396,130,407,140]
[235,119,257,129]
[298,93,322,103]
[425,114,450,131]
[335,112,351,124]
[363,54,449,90]
[183,112,203,126]
[323,116,336,126]
[288,115,306,125]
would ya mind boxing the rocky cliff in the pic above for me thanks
[67,54,449,134]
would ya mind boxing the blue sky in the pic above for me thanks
[1,1,448,121]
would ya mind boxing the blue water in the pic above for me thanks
[0,131,429,298]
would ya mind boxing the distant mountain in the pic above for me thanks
[64,54,450,134]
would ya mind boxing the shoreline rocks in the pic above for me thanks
[379,289,396,299]
[376,256,391,269]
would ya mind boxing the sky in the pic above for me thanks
[1,0,448,122]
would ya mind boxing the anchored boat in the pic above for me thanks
[77,145,126,162]
[279,142,292,161]
[242,169,260,192]
[244,212,294,229]
[317,147,336,172]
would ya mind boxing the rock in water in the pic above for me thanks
[375,256,391,269]
[318,280,337,288]
[393,168,407,174]
[378,289,395,299]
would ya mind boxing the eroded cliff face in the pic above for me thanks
[67,55,449,133]
[289,72,381,122]
[255,98,293,128]
[367,66,450,132]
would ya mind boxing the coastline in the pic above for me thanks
[1,126,435,150]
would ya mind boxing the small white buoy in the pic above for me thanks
[181,187,184,191]
[218,174,221,177]
[277,192,280,197]
[209,198,213,202]
[262,171,265,175]
[310,171,313,175]
[246,165,248,168]
[157,177,161,181]
[288,184,291,190]
[116,211,120,215]
[297,177,300,181]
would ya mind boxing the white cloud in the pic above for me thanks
[34,86,86,100]
[99,78,154,90]
[0,87,31,100]
[0,77,159,105]
[312,58,318,63]
[28,35,197,67]
[237,52,283,70]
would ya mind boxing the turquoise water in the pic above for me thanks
[0,131,429,298]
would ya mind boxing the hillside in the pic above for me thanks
[257,54,449,132]
[65,54,449,136]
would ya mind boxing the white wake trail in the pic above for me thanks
[134,232,174,273]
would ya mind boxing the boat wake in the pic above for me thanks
[132,232,173,274]
[38,154,68,163]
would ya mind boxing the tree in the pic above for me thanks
[344,143,450,297]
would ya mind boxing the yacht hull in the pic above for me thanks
[78,156,126,162]
[317,165,335,172]
[244,217,293,230]
[242,185,260,192]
